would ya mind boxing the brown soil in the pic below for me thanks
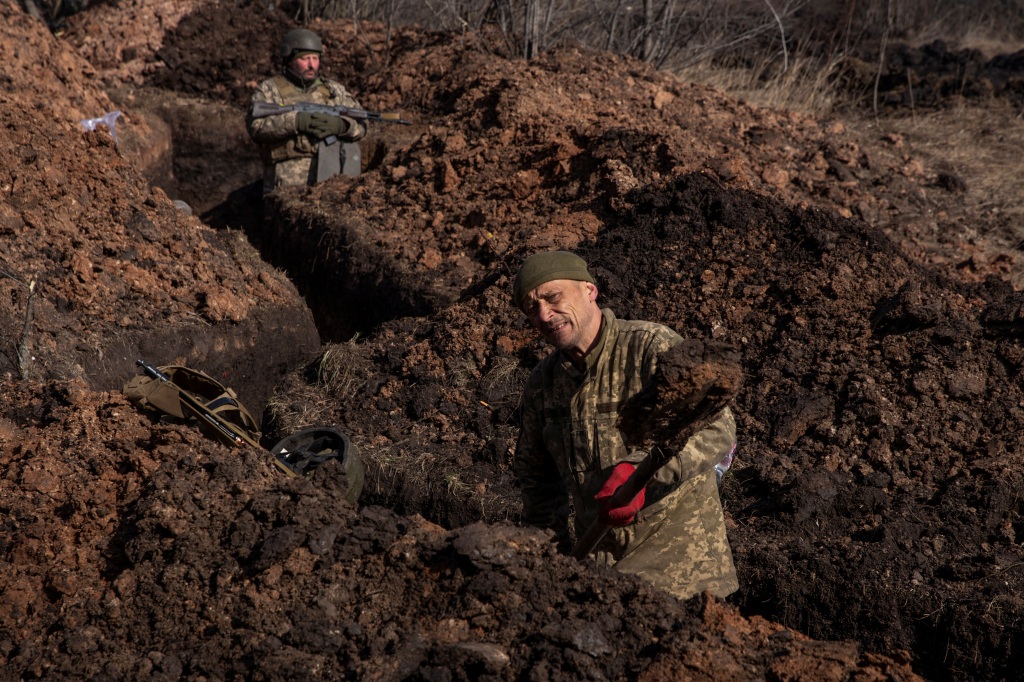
[616,340,745,452]
[2,1,1023,680]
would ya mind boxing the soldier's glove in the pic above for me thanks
[296,112,353,139]
[594,462,646,527]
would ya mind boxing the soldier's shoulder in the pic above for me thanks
[324,78,356,95]
[253,76,284,98]
[615,317,671,332]
[615,317,680,343]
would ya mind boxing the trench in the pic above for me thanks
[243,197,438,343]
[135,85,1024,682]
[143,93,431,345]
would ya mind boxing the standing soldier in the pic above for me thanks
[247,28,366,193]
[512,250,740,600]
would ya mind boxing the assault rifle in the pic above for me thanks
[250,101,411,126]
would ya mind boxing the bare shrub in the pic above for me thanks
[281,0,810,68]
[277,0,1024,119]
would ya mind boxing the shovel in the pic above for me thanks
[571,339,744,560]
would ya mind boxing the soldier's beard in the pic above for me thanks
[287,64,319,85]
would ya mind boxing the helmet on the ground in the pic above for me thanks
[270,426,365,503]
[279,28,323,61]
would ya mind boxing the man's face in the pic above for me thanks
[287,52,320,82]
[521,279,601,356]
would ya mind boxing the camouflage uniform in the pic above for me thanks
[246,74,367,193]
[514,308,739,600]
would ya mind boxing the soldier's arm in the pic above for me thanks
[513,376,568,530]
[246,81,300,143]
[663,406,736,483]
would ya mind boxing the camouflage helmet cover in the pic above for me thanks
[279,28,323,61]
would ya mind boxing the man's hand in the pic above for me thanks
[594,462,646,526]
[296,111,354,139]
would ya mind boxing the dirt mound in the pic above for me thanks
[3,0,1024,680]
[847,39,1024,111]
[0,0,110,121]
[1,379,920,680]
[0,0,319,412]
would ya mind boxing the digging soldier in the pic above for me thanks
[246,28,367,193]
[512,251,739,600]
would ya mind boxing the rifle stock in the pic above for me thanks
[250,101,411,125]
[133,360,306,479]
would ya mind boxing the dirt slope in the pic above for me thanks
[0,0,319,413]
[1,377,917,680]
[3,0,1023,680]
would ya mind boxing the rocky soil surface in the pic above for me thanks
[3,1,1023,680]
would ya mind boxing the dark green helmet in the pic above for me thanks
[270,426,365,503]
[279,28,323,61]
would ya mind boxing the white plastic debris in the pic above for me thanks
[715,444,736,486]
[80,110,122,144]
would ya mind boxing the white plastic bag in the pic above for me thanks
[715,444,736,486]
[80,110,122,144]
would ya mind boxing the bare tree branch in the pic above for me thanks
[763,0,788,72]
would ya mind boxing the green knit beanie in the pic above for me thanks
[512,251,595,309]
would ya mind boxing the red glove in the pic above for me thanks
[594,462,646,527]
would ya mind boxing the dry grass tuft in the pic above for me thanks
[677,53,848,117]
[315,340,366,397]
[264,338,368,435]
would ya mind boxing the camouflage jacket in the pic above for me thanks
[514,308,739,599]
[246,74,366,192]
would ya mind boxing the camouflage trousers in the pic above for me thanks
[592,470,739,600]
[263,157,316,193]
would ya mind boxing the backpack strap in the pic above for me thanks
[123,365,262,448]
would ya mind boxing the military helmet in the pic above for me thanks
[279,28,323,61]
[270,426,365,503]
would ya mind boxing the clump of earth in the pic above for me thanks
[2,1,1023,680]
